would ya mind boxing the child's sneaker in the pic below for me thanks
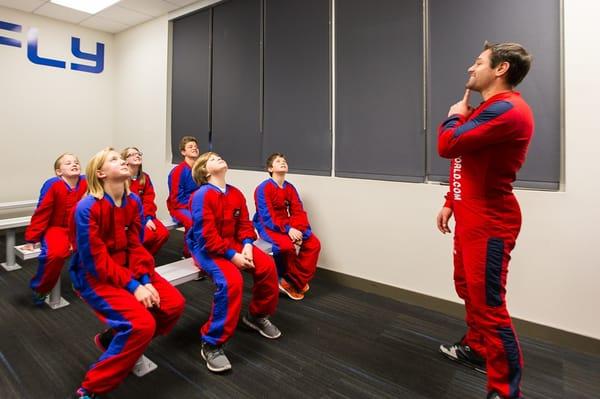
[278,278,304,301]
[301,283,310,294]
[32,291,47,307]
[242,313,281,339]
[93,329,114,352]
[73,387,98,398]
[201,342,232,373]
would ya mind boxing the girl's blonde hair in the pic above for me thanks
[192,151,218,185]
[86,147,130,199]
[120,146,146,186]
[53,152,79,175]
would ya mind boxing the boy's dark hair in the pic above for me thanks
[266,152,286,177]
[179,136,198,152]
[484,41,532,87]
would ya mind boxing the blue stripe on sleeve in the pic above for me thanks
[452,101,513,139]
[75,196,99,279]
[37,177,60,207]
[255,180,279,231]
[129,193,145,243]
[186,187,209,253]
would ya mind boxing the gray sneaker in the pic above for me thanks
[242,313,282,339]
[201,342,232,373]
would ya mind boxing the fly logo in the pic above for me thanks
[452,156,462,201]
[0,20,104,74]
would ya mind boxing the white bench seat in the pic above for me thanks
[163,219,183,231]
[1,216,32,271]
[0,200,37,211]
[13,243,69,309]
[254,238,273,255]
[155,258,200,286]
[15,244,42,260]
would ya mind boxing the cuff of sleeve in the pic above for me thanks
[444,199,453,210]
[224,249,236,260]
[302,228,311,240]
[139,274,151,285]
[242,238,254,246]
[442,114,465,128]
[443,193,453,210]
[284,225,291,233]
[144,215,153,224]
[125,279,141,294]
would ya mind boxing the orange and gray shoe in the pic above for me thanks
[300,283,310,294]
[278,278,304,301]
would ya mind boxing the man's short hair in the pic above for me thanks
[484,41,532,87]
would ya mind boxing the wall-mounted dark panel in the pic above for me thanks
[428,0,561,189]
[211,0,262,170]
[171,10,211,163]
[335,0,424,182]
[263,0,331,175]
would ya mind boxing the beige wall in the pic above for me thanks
[113,1,600,340]
[3,1,598,339]
[0,7,114,202]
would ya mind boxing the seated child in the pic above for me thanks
[69,148,185,398]
[187,151,281,373]
[166,136,200,257]
[24,152,87,305]
[253,153,321,300]
[121,147,169,255]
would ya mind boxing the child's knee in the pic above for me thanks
[131,312,157,341]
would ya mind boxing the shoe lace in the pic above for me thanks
[206,345,225,361]
[256,316,272,329]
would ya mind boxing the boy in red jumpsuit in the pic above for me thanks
[24,153,87,305]
[436,42,534,399]
[122,147,169,255]
[186,152,280,373]
[70,148,185,398]
[167,136,200,257]
[253,153,321,300]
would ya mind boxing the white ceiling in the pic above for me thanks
[0,0,200,33]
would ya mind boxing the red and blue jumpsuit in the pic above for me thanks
[26,176,87,295]
[70,193,185,395]
[253,179,321,290]
[167,162,199,255]
[186,183,278,346]
[130,172,169,255]
[438,91,534,399]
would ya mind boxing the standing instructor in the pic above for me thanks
[436,42,533,399]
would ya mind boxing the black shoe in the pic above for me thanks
[439,340,486,374]
[487,392,504,399]
[93,329,114,352]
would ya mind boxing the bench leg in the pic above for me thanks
[132,355,158,377]
[45,274,70,310]
[1,230,22,271]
